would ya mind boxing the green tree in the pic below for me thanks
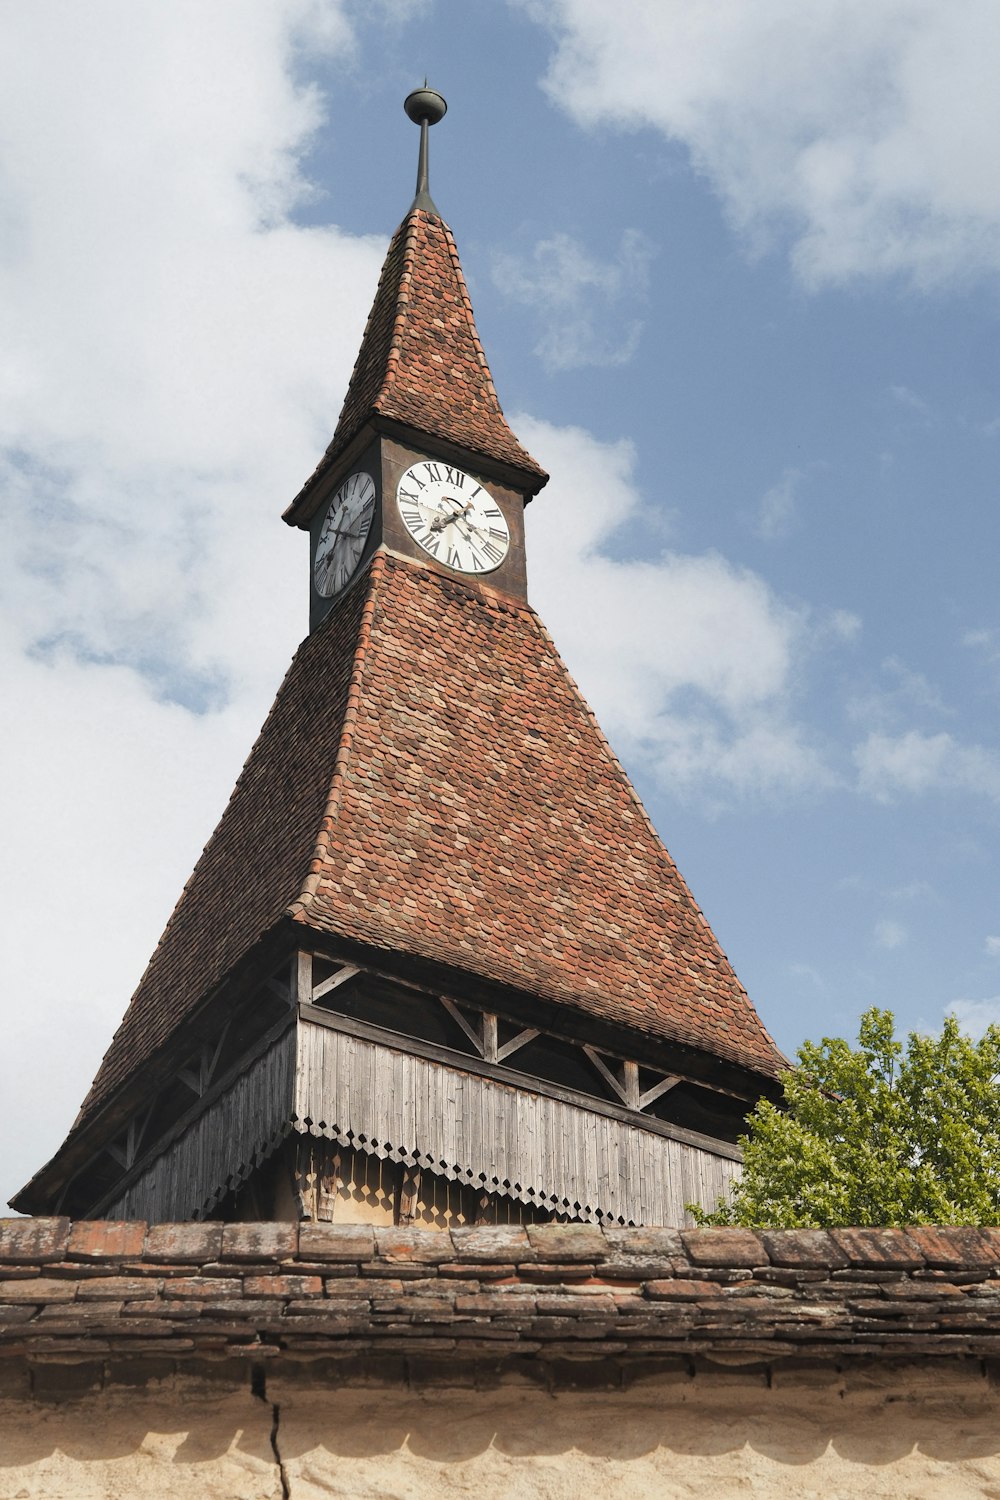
[698,1007,1000,1227]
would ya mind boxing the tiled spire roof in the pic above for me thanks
[287,207,547,521]
[76,553,783,1131]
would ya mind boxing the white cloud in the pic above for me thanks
[888,384,931,417]
[964,628,995,650]
[885,879,935,902]
[874,918,907,950]
[523,416,838,805]
[848,656,951,733]
[522,0,1000,287]
[0,2,392,709]
[756,467,802,541]
[963,628,1000,680]
[788,962,825,990]
[0,0,415,1208]
[492,228,653,371]
[947,998,1000,1037]
[829,610,863,644]
[986,937,1000,958]
[855,730,1000,803]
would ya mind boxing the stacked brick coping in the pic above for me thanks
[4,1220,1000,1378]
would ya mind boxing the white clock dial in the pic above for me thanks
[396,460,510,574]
[313,471,376,598]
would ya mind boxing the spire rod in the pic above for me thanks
[404,85,447,214]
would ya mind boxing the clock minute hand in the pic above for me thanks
[430,498,473,532]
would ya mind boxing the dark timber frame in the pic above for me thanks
[21,933,767,1225]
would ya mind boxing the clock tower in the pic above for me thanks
[293,88,543,637]
[13,91,785,1229]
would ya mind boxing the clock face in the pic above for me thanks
[396,461,510,574]
[313,471,376,598]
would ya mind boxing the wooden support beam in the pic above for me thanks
[582,1049,679,1113]
[205,1021,231,1090]
[311,963,361,1003]
[177,1066,203,1098]
[496,1026,540,1063]
[294,951,314,1008]
[266,975,292,1005]
[639,1074,681,1110]
[129,1104,155,1165]
[440,996,486,1057]
[105,1139,128,1169]
[481,1012,498,1064]
[582,1044,629,1106]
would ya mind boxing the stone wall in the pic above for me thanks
[4,1219,1000,1497]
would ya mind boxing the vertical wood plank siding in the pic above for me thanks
[294,1021,737,1226]
[103,1021,738,1225]
[105,1029,297,1221]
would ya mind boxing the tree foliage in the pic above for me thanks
[698,1007,1000,1227]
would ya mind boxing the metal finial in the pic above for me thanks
[403,86,447,214]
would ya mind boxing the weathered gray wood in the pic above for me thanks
[397,1165,421,1226]
[582,1044,629,1106]
[294,1019,739,1226]
[638,1074,681,1110]
[104,1027,297,1222]
[311,963,360,1002]
[495,1025,540,1062]
[440,996,485,1056]
[295,950,314,1008]
[205,1021,230,1089]
[299,1001,742,1159]
[98,1000,742,1228]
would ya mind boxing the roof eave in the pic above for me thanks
[283,414,549,530]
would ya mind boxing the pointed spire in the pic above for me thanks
[285,90,547,524]
[404,84,447,214]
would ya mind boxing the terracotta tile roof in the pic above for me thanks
[290,553,783,1076]
[289,207,547,518]
[4,1220,1000,1368]
[76,547,781,1138]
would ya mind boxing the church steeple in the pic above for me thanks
[285,89,546,538]
[13,95,784,1229]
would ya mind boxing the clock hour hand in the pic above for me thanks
[430,498,473,532]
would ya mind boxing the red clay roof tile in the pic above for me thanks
[76,548,783,1134]
[288,208,547,519]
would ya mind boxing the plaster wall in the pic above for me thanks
[2,1361,999,1500]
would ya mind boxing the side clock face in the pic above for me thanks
[396,460,510,574]
[313,471,376,598]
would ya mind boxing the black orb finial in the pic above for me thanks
[404,86,447,213]
[404,86,447,127]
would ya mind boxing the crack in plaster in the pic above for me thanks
[252,1364,290,1500]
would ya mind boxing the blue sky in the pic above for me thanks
[2,1,999,1208]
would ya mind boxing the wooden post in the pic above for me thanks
[317,1145,341,1222]
[397,1165,422,1226]
[295,951,313,1008]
